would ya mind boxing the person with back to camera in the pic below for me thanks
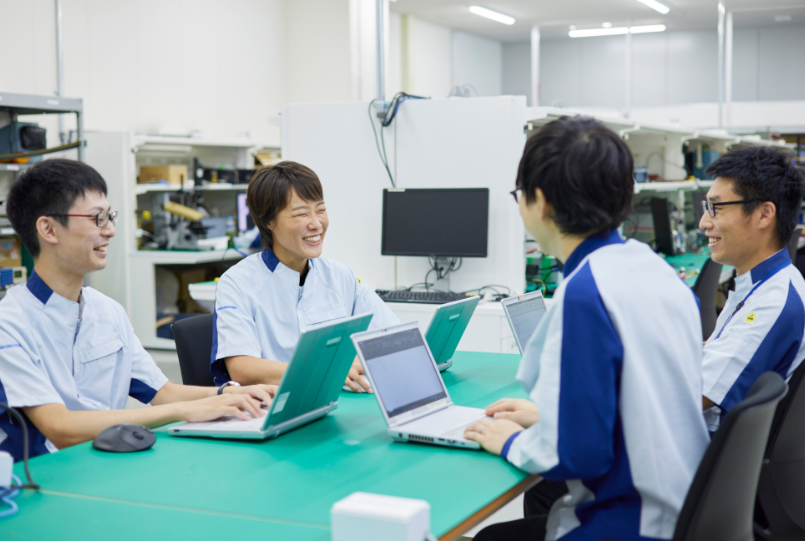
[210,161,399,392]
[464,116,710,541]
[699,146,805,432]
[0,159,277,461]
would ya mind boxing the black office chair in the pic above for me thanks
[754,362,805,541]
[672,372,787,541]
[691,258,723,339]
[787,226,803,265]
[171,313,215,387]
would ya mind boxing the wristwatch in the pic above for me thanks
[218,381,241,395]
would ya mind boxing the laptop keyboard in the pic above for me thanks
[402,406,488,439]
[180,411,267,431]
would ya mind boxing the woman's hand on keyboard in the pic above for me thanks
[222,384,277,406]
[485,398,540,428]
[464,418,524,456]
[179,394,267,423]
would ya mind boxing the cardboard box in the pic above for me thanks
[139,165,188,185]
[0,237,22,268]
[176,268,208,301]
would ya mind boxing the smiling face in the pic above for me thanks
[699,177,779,275]
[40,190,115,276]
[268,188,328,271]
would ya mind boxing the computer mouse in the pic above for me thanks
[92,424,156,453]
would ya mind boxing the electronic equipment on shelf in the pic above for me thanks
[375,289,471,305]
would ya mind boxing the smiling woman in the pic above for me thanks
[210,161,400,392]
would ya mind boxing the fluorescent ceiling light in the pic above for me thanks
[602,22,612,28]
[569,24,666,38]
[469,6,515,25]
[636,0,670,15]
[629,24,666,33]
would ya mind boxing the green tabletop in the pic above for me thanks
[663,250,734,287]
[4,491,330,541]
[5,351,535,540]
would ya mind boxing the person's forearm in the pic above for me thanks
[225,356,287,385]
[150,381,216,405]
[23,403,186,450]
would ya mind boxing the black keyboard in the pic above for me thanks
[375,289,470,305]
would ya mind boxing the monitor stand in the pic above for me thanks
[432,256,452,292]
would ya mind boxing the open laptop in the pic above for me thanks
[501,290,547,354]
[351,322,489,449]
[169,313,373,440]
[425,295,480,372]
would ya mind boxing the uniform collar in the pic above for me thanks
[27,270,54,305]
[749,248,790,285]
[261,248,314,273]
[562,229,624,277]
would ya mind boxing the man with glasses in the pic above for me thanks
[0,159,276,462]
[699,146,805,431]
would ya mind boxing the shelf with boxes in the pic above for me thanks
[85,132,278,349]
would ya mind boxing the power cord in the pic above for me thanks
[0,403,41,503]
[424,257,462,291]
[367,92,429,188]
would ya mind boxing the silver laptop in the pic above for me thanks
[501,290,547,354]
[425,295,480,372]
[351,322,489,449]
[168,313,373,440]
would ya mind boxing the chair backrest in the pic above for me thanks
[787,226,802,264]
[171,314,215,387]
[673,372,788,541]
[755,361,805,539]
[692,257,723,339]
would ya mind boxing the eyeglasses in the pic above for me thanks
[49,210,118,228]
[701,199,760,218]
[510,187,523,204]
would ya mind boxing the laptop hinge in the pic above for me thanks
[263,402,337,435]
[390,398,453,428]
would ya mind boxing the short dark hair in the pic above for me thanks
[6,159,108,258]
[705,146,805,248]
[247,161,324,249]
[516,115,634,236]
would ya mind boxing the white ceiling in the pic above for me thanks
[389,0,805,41]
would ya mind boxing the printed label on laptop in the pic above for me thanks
[273,392,290,414]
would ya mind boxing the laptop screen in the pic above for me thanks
[359,328,446,418]
[507,295,547,349]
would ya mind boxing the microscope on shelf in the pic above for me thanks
[141,191,210,251]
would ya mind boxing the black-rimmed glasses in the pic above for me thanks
[510,187,523,204]
[49,210,118,228]
[701,199,760,218]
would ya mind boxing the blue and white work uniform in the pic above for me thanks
[0,271,169,461]
[702,248,805,430]
[211,249,399,385]
[501,230,710,541]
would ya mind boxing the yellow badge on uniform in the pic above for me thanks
[356,276,363,285]
[745,312,757,324]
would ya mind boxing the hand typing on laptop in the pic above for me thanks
[484,398,539,428]
[464,418,524,456]
[343,356,373,393]
[179,385,275,424]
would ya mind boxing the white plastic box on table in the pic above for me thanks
[331,492,430,541]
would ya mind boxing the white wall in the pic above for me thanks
[507,24,805,110]
[402,16,452,98]
[451,31,502,97]
[0,0,364,147]
[287,0,351,105]
[502,42,531,105]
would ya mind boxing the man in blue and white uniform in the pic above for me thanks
[211,161,398,392]
[699,146,805,430]
[465,116,709,541]
[0,160,275,461]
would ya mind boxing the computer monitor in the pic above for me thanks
[651,197,675,256]
[381,188,489,257]
[236,193,253,233]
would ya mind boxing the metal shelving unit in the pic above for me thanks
[0,91,84,161]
